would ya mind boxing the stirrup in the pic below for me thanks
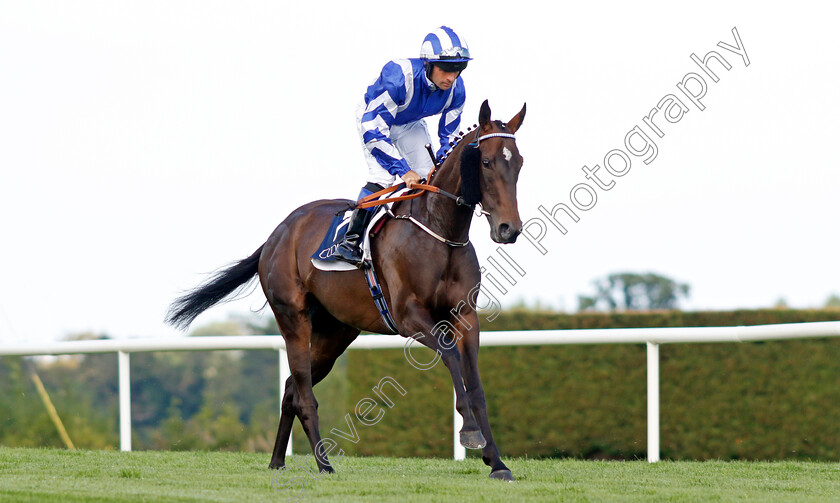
[334,239,364,267]
[334,253,363,267]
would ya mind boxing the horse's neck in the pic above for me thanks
[414,155,472,243]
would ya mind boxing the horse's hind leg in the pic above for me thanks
[268,376,297,469]
[269,304,359,471]
[264,298,333,473]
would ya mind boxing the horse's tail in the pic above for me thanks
[165,244,265,330]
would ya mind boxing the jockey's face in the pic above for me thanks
[429,65,459,90]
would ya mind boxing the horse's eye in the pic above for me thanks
[482,159,491,168]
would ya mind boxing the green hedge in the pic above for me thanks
[314,309,840,461]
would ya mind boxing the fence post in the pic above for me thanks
[279,348,292,456]
[453,387,465,460]
[118,350,132,452]
[646,342,660,462]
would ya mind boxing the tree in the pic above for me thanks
[578,272,690,312]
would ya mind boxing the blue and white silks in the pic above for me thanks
[358,58,465,185]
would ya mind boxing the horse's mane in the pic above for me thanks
[432,122,489,206]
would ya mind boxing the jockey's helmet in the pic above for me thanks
[420,26,471,74]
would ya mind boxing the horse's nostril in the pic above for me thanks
[499,223,512,239]
[497,223,521,243]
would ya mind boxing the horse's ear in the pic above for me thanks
[479,100,491,129]
[507,103,526,133]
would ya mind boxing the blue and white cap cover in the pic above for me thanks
[420,26,471,62]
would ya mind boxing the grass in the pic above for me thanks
[0,447,838,502]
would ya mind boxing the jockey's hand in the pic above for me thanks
[401,170,422,188]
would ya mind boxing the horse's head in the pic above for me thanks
[459,100,526,243]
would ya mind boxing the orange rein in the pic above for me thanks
[354,158,444,209]
[355,182,442,210]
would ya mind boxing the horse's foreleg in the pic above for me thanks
[400,304,485,449]
[459,332,514,481]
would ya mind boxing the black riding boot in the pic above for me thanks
[334,209,373,267]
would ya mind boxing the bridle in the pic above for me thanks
[355,130,518,247]
[470,132,517,145]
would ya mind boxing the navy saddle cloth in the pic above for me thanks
[310,204,388,272]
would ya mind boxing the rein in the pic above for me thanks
[355,182,470,210]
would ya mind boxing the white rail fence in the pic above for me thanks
[3,321,839,462]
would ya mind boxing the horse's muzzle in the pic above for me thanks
[494,222,521,244]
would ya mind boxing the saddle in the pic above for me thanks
[309,188,415,333]
[310,186,413,272]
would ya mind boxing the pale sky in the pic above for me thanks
[1,1,838,344]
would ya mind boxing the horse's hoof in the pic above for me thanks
[489,469,514,482]
[459,430,487,449]
[320,465,336,474]
[268,461,285,470]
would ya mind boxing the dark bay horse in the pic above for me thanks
[166,100,525,481]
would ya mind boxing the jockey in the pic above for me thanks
[334,26,471,267]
